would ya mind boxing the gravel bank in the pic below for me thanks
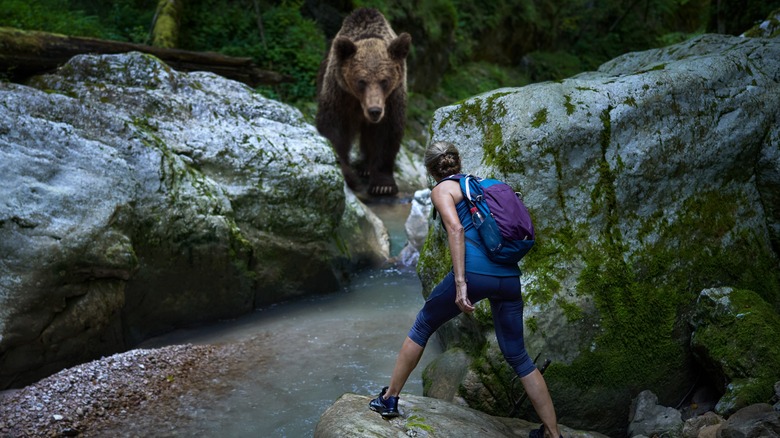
[0,343,242,437]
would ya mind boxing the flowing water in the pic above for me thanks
[134,199,442,437]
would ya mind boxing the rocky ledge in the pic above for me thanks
[315,392,608,438]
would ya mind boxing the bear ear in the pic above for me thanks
[333,37,357,61]
[388,33,411,61]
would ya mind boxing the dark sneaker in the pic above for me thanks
[529,425,563,438]
[529,425,545,438]
[369,386,400,418]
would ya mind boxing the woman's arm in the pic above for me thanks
[431,181,475,314]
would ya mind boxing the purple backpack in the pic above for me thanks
[441,174,535,265]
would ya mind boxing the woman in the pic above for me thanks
[369,141,562,438]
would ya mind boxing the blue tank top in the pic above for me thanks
[456,199,521,277]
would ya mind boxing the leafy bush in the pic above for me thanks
[254,1,326,105]
[0,0,105,37]
[179,0,325,105]
[522,51,583,82]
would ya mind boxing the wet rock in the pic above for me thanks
[396,188,432,268]
[682,411,724,438]
[718,404,780,438]
[628,390,683,437]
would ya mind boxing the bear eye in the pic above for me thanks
[380,79,389,90]
[357,80,367,91]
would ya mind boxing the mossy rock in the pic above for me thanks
[691,287,780,415]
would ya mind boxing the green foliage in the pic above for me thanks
[0,0,105,37]
[524,51,584,82]
[440,62,528,101]
[0,0,155,42]
[254,2,326,104]
[179,0,325,105]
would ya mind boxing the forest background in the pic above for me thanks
[2,0,780,145]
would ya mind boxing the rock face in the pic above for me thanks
[418,34,780,436]
[0,52,389,389]
[314,392,610,438]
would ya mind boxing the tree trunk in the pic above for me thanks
[0,27,291,87]
[151,0,183,48]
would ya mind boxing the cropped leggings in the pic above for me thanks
[408,271,537,377]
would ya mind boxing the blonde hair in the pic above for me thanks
[424,141,461,182]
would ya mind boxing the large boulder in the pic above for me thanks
[0,52,388,389]
[418,34,780,436]
[314,392,609,438]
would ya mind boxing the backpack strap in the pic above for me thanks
[460,174,485,208]
[431,173,491,252]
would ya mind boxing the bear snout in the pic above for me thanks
[367,107,384,122]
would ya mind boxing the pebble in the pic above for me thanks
[0,344,229,436]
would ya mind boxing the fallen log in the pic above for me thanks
[0,27,292,87]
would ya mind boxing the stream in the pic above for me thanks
[136,199,442,437]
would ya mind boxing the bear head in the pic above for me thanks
[333,33,411,123]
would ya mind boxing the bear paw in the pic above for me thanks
[368,183,398,197]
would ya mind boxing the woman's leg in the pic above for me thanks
[519,369,560,437]
[385,336,424,397]
[384,272,463,398]
[489,276,560,437]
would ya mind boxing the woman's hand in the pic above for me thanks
[455,278,474,313]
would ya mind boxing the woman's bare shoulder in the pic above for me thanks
[432,179,463,204]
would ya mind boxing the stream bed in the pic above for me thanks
[135,200,442,437]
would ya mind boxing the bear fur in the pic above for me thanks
[316,8,411,196]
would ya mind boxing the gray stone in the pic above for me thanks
[0,52,388,388]
[719,404,780,438]
[682,411,724,438]
[396,188,432,268]
[628,390,683,437]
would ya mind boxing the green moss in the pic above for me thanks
[521,224,583,306]
[531,108,549,128]
[463,351,515,414]
[417,224,452,297]
[526,315,538,334]
[438,91,510,173]
[564,94,576,115]
[623,96,637,107]
[637,63,667,74]
[556,297,584,322]
[405,415,434,433]
[694,288,780,399]
[473,300,494,328]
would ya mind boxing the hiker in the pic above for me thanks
[369,141,563,438]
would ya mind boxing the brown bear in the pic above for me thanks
[316,8,411,196]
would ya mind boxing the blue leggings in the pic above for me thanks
[408,271,537,377]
